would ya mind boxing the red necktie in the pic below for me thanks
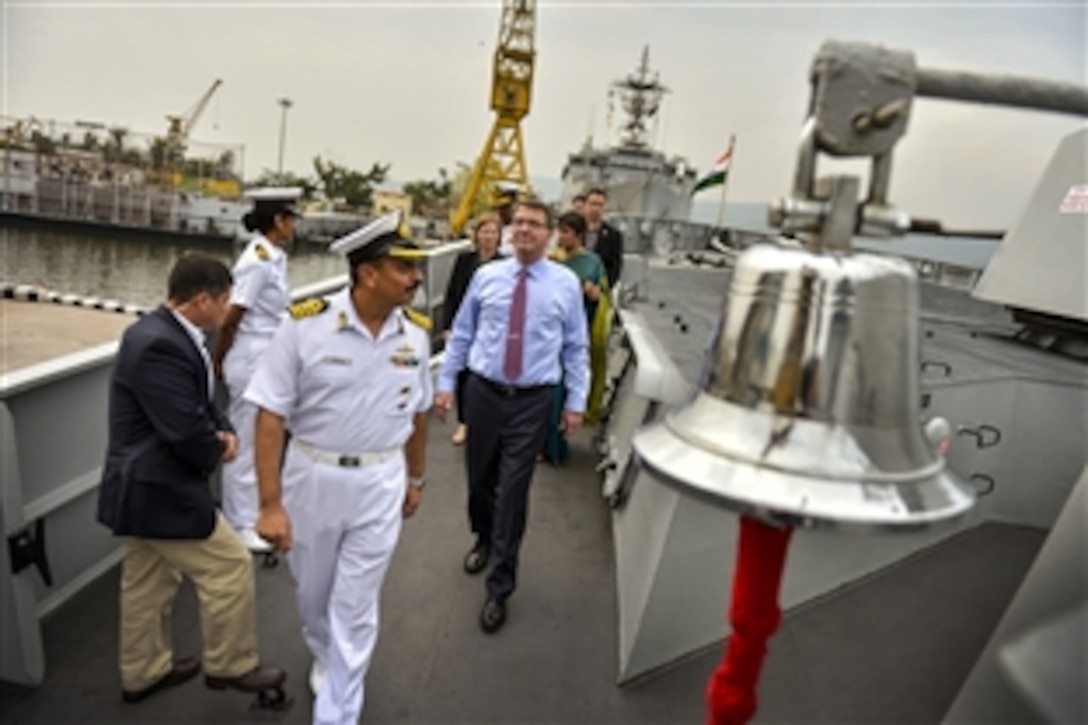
[503,268,528,380]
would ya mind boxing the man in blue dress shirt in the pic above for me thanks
[435,198,589,633]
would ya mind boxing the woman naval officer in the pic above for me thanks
[214,187,301,553]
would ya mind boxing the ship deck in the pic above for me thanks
[0,262,1065,724]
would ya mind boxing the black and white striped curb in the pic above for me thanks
[2,283,147,316]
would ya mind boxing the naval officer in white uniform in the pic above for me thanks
[247,210,431,725]
[214,187,301,553]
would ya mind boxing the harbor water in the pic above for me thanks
[0,224,349,308]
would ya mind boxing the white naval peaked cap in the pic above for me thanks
[243,186,303,201]
[243,186,303,217]
[328,209,426,265]
[494,180,523,198]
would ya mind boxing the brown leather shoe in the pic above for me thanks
[205,665,286,693]
[121,657,200,703]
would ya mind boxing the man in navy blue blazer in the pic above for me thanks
[97,253,286,704]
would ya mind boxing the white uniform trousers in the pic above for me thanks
[282,444,406,725]
[220,340,263,533]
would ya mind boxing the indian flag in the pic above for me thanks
[692,141,734,194]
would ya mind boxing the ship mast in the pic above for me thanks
[612,46,668,150]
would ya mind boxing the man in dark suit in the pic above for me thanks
[435,199,590,635]
[97,253,286,704]
[583,187,624,287]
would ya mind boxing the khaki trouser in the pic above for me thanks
[119,513,259,691]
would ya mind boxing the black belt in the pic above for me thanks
[470,372,554,398]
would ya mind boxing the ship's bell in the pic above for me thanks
[631,243,975,531]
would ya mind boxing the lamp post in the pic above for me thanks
[276,97,293,181]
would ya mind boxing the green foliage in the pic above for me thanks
[450,159,508,221]
[248,158,391,210]
[403,167,452,217]
[312,156,390,210]
[30,131,56,155]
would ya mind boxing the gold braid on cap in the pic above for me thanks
[386,220,428,260]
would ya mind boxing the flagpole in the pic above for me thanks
[716,135,736,228]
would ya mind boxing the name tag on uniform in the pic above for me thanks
[321,355,352,366]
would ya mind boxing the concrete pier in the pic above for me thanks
[0,300,135,374]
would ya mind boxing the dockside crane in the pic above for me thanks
[165,78,223,160]
[156,79,240,197]
[449,0,536,237]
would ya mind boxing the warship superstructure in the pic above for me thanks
[559,48,748,254]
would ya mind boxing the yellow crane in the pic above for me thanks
[164,78,223,160]
[159,79,240,197]
[449,0,536,237]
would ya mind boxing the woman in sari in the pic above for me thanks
[541,211,612,464]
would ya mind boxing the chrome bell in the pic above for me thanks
[631,242,976,531]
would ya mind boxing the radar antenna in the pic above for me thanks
[612,46,668,150]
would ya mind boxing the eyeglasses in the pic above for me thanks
[512,218,547,228]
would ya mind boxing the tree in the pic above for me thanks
[31,131,56,156]
[216,150,236,179]
[449,159,508,221]
[403,167,452,218]
[121,149,145,167]
[109,126,127,149]
[313,156,389,211]
[148,137,169,171]
[103,126,128,164]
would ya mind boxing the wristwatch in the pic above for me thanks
[409,476,426,490]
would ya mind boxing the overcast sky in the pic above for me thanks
[2,0,1084,228]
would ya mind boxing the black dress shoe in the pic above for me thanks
[122,657,200,703]
[480,597,506,634]
[205,665,286,693]
[464,543,490,575]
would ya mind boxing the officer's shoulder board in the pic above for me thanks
[254,243,270,261]
[288,297,329,320]
[403,308,432,332]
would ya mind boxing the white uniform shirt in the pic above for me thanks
[230,235,289,340]
[498,224,515,257]
[244,288,433,454]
